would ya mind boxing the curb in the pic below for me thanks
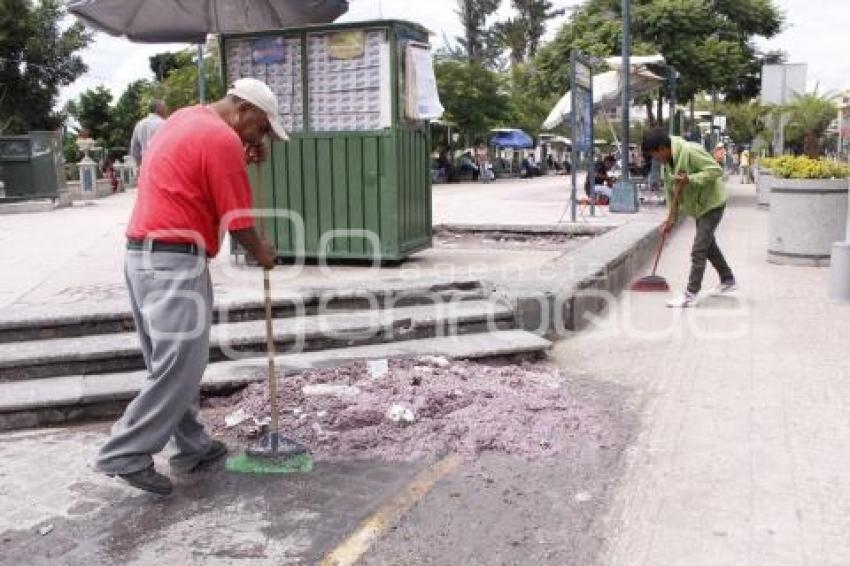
[493,219,666,336]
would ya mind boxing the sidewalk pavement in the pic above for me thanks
[552,180,850,565]
[0,175,660,312]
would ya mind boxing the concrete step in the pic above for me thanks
[0,279,487,344]
[0,329,553,431]
[0,300,514,382]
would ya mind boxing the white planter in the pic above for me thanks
[768,177,849,266]
[756,169,773,207]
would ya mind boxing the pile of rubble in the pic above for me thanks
[208,356,623,462]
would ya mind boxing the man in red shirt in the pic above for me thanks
[96,78,288,495]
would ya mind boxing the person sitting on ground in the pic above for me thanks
[641,128,737,308]
[437,150,455,182]
[459,151,477,180]
[585,154,617,203]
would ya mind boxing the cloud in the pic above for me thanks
[757,0,848,93]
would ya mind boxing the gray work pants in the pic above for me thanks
[96,250,213,475]
[687,204,735,295]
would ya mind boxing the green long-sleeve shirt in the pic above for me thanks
[662,136,727,218]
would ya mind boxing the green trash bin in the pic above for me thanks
[222,20,434,261]
[0,131,65,201]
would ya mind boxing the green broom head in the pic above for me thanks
[225,452,313,474]
[226,432,313,475]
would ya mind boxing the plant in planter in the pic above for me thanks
[766,155,850,266]
[778,91,838,158]
[766,155,850,179]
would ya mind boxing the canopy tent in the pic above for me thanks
[542,68,665,130]
[488,128,534,149]
[68,0,349,43]
[603,54,666,70]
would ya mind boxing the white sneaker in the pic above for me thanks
[666,292,698,308]
[709,280,738,295]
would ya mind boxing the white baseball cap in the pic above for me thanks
[227,78,289,141]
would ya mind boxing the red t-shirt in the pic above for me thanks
[126,105,254,257]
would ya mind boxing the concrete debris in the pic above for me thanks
[417,355,450,368]
[386,404,416,426]
[302,384,362,398]
[367,359,389,379]
[224,408,251,428]
[38,524,54,536]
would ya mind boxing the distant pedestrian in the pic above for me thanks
[130,99,168,167]
[96,79,286,495]
[740,148,751,184]
[713,142,726,169]
[642,128,737,308]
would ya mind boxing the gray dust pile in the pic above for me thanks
[433,228,589,251]
[208,357,625,463]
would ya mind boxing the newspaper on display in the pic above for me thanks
[404,44,444,121]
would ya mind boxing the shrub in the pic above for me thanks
[759,156,850,179]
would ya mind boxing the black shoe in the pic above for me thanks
[115,465,173,496]
[170,440,228,473]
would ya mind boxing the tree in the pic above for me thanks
[491,18,528,68]
[724,102,770,145]
[512,0,566,58]
[74,86,113,142]
[530,0,784,105]
[435,60,511,146]
[150,43,224,111]
[456,0,501,64]
[530,1,632,100]
[632,0,783,102]
[106,79,153,150]
[507,64,558,137]
[781,91,838,157]
[0,0,92,133]
[149,51,194,82]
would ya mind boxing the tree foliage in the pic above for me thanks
[781,91,838,157]
[0,0,92,133]
[434,59,511,146]
[456,0,501,64]
[149,51,194,82]
[530,0,784,104]
[149,44,224,111]
[106,79,151,150]
[74,85,112,141]
[512,0,566,58]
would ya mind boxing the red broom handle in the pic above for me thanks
[650,230,667,276]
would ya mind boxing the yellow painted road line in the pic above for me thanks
[319,454,461,566]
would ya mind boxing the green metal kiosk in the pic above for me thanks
[221,20,436,261]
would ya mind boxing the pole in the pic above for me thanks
[197,44,206,104]
[668,68,677,135]
[570,50,578,222]
[780,66,787,152]
[621,0,630,184]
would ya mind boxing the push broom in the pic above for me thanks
[630,229,671,292]
[226,146,312,475]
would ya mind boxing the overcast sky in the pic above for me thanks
[58,0,848,106]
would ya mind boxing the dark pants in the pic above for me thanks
[688,205,734,294]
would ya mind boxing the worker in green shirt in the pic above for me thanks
[641,128,737,308]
